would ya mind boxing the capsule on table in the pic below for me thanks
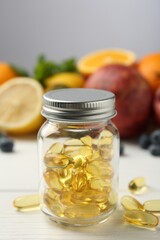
[121,195,144,211]
[124,210,159,228]
[13,194,40,211]
[128,177,147,194]
[143,200,160,213]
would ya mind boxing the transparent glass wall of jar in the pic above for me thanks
[38,89,119,226]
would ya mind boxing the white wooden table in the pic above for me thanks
[0,137,160,240]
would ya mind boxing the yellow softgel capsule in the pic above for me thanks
[80,135,92,147]
[45,188,60,200]
[44,170,63,190]
[64,138,84,146]
[128,177,147,194]
[121,195,144,211]
[44,192,64,217]
[64,204,100,219]
[143,200,160,213]
[86,160,112,178]
[72,157,84,170]
[91,150,100,161]
[124,210,159,228]
[47,142,64,154]
[100,147,113,160]
[60,191,73,206]
[64,145,81,153]
[44,153,69,168]
[98,202,112,212]
[79,146,92,159]
[13,194,40,211]
[72,189,108,204]
[108,191,118,205]
[72,172,87,192]
[98,130,113,146]
[64,146,85,162]
[90,178,111,191]
[58,164,73,188]
[65,145,92,163]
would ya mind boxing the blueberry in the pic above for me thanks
[120,142,124,156]
[149,144,160,156]
[0,138,14,152]
[138,134,151,149]
[150,130,160,145]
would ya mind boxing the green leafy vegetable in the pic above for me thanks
[33,55,77,86]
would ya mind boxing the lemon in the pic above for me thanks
[0,77,44,134]
[45,72,85,90]
[77,49,136,75]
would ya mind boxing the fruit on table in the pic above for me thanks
[0,62,17,85]
[84,64,152,138]
[0,137,14,152]
[0,132,14,152]
[45,72,85,91]
[149,129,160,156]
[0,77,44,134]
[138,129,160,157]
[138,53,160,92]
[149,144,160,156]
[77,49,136,75]
[138,134,151,149]
[150,129,160,145]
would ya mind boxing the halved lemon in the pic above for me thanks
[77,49,136,75]
[0,77,44,134]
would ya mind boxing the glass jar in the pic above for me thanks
[38,88,119,226]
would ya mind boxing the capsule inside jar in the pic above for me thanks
[43,131,117,219]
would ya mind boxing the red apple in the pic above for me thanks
[154,88,160,124]
[84,64,153,138]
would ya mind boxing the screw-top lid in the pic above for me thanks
[42,88,116,122]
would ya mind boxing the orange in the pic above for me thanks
[0,62,17,85]
[0,77,44,134]
[77,49,136,75]
[138,53,160,92]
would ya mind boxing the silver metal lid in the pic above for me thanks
[42,88,116,122]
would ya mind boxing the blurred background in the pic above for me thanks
[0,0,160,69]
[0,0,160,140]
